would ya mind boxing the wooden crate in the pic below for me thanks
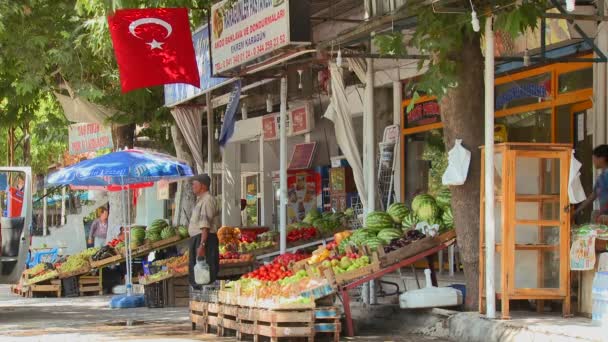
[377,236,442,268]
[325,253,382,286]
[315,306,341,342]
[237,307,315,342]
[166,276,189,307]
[190,301,221,334]
[150,235,181,249]
[30,279,61,298]
[79,274,102,296]
[218,304,239,337]
[90,254,123,268]
[59,266,92,279]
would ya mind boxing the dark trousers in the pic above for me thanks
[188,233,219,289]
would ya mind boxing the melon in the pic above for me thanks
[365,211,394,232]
[387,202,410,224]
[401,212,419,232]
[160,227,177,240]
[177,226,189,239]
[411,194,434,212]
[416,200,440,222]
[435,188,452,209]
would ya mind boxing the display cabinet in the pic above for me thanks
[479,143,571,319]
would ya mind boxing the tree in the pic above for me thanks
[375,1,546,310]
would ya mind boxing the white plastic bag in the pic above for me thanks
[442,139,471,186]
[569,151,586,204]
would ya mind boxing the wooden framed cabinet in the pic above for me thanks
[480,143,571,319]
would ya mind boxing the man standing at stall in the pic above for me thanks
[188,174,220,288]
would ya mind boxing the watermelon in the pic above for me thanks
[351,229,375,245]
[377,228,403,244]
[427,217,445,231]
[146,231,162,243]
[177,226,189,239]
[365,211,394,232]
[401,212,419,232]
[148,219,169,234]
[442,207,454,228]
[160,227,177,240]
[131,226,146,243]
[411,194,434,212]
[387,202,410,224]
[416,199,440,221]
[364,237,384,251]
[435,188,452,209]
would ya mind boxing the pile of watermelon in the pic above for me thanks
[144,219,188,243]
[131,226,146,247]
[401,188,454,233]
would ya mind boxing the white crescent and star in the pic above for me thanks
[128,17,173,50]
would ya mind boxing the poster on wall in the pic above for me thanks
[263,102,314,141]
[286,170,320,224]
[68,123,113,155]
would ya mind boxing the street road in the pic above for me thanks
[0,285,449,341]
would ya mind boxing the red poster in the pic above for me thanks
[290,107,308,135]
[262,114,277,140]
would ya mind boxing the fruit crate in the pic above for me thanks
[30,279,62,298]
[377,236,442,268]
[90,254,123,268]
[150,235,181,249]
[61,276,80,297]
[191,285,219,303]
[139,272,174,286]
[58,266,92,279]
[166,276,189,307]
[218,304,239,337]
[190,300,220,334]
[144,281,168,308]
[237,306,315,341]
[79,274,102,296]
[324,252,381,286]
[314,306,341,342]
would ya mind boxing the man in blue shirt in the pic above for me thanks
[575,145,608,222]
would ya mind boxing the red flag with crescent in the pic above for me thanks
[108,8,200,93]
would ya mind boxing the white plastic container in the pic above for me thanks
[399,269,463,309]
[592,271,608,326]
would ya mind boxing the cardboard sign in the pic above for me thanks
[570,234,596,271]
[68,123,113,155]
[382,125,400,144]
[157,180,169,200]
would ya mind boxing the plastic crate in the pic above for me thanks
[144,282,166,308]
[61,277,80,298]
[190,285,218,303]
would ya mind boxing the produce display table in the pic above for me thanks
[337,238,456,337]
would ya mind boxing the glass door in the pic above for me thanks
[510,150,569,295]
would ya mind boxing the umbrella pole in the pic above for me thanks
[123,183,133,296]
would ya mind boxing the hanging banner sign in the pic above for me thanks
[164,24,231,106]
[211,0,290,74]
[68,123,113,155]
[157,180,170,200]
[262,102,314,141]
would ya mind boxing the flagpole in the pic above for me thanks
[279,77,288,255]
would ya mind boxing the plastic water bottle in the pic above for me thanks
[194,257,211,285]
[592,271,608,326]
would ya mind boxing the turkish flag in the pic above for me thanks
[108,8,200,93]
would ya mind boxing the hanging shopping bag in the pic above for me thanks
[442,139,471,186]
[569,151,586,204]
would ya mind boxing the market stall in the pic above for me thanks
[189,188,459,338]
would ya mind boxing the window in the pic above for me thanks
[558,67,593,94]
[495,110,552,143]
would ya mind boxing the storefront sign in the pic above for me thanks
[164,24,230,106]
[210,0,291,74]
[68,123,113,155]
[406,101,440,128]
[263,102,313,141]
[495,82,549,110]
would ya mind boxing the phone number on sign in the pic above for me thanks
[215,33,287,72]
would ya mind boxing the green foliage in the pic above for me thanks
[421,130,447,195]
[374,1,548,101]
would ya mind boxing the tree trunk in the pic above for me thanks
[22,123,31,166]
[171,125,196,227]
[439,35,484,311]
